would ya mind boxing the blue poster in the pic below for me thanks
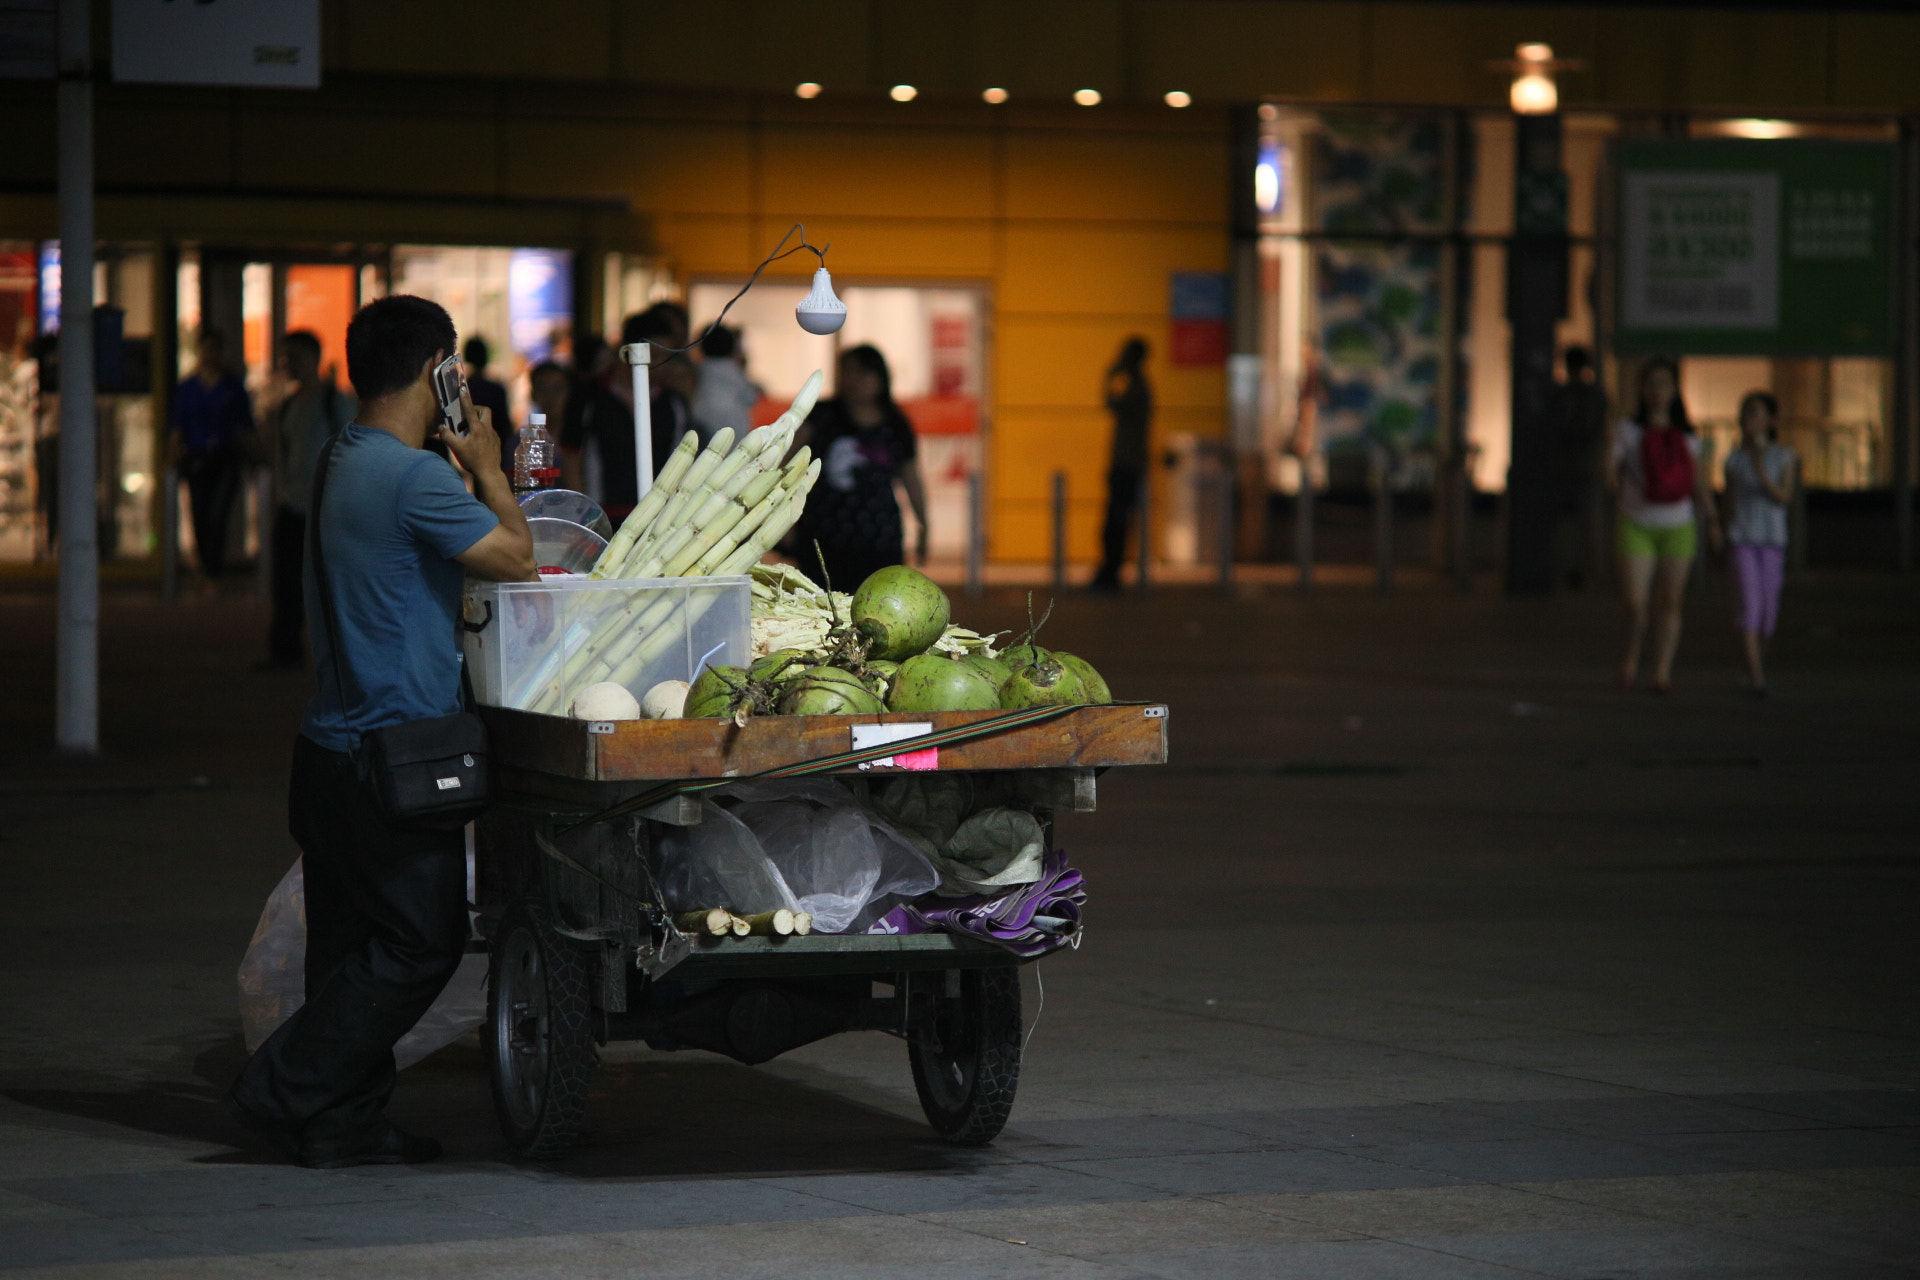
[509,248,572,363]
[37,242,59,334]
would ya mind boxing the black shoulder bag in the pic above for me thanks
[310,433,489,827]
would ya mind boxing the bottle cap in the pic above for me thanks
[530,412,546,427]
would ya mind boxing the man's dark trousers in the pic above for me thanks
[1093,466,1142,587]
[180,448,243,578]
[230,735,468,1149]
[266,508,307,665]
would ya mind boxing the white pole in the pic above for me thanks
[619,342,654,501]
[55,0,96,756]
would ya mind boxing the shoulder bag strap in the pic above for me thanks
[308,433,365,754]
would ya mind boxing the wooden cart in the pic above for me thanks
[474,702,1169,1159]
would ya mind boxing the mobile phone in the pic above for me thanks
[431,351,468,435]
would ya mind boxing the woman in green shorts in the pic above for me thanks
[1608,359,1721,692]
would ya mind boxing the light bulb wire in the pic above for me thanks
[653,223,833,356]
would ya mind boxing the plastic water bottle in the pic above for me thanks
[513,413,558,492]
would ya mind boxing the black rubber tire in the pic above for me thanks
[486,903,599,1159]
[907,966,1022,1146]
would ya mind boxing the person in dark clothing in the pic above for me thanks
[559,308,692,524]
[792,344,928,591]
[462,336,516,474]
[224,295,535,1169]
[1548,346,1609,589]
[261,331,355,669]
[169,330,255,579]
[1092,336,1152,591]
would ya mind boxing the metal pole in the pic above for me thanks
[1295,456,1314,591]
[1217,462,1235,593]
[1049,469,1067,593]
[1455,453,1474,593]
[1897,117,1918,571]
[620,342,654,501]
[160,469,178,603]
[1372,444,1393,593]
[54,0,96,756]
[965,471,984,598]
[1134,470,1150,592]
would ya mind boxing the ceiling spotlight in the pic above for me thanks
[795,82,822,99]
[1164,90,1191,108]
[982,87,1009,104]
[1073,88,1101,107]
[890,84,918,102]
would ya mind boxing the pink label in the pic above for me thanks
[892,747,939,771]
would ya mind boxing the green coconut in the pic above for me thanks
[998,655,1086,709]
[862,659,901,699]
[967,654,1014,688]
[749,649,812,685]
[1053,652,1112,704]
[888,653,1004,713]
[686,664,750,718]
[778,667,888,716]
[851,565,951,662]
[1001,642,1050,673]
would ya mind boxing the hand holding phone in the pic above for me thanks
[431,352,468,436]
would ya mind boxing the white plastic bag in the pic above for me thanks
[654,800,804,917]
[236,859,487,1070]
[724,779,939,934]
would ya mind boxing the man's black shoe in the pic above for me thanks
[221,1090,303,1161]
[298,1123,443,1170]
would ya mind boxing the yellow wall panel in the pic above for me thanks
[654,213,762,274]
[1674,12,1833,108]
[501,121,753,212]
[999,224,1226,320]
[760,126,998,220]
[1004,130,1226,223]
[1132,1,1368,103]
[741,220,997,281]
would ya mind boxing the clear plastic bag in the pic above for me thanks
[654,800,803,917]
[236,859,486,1070]
[724,779,938,934]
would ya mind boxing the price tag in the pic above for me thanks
[851,722,938,771]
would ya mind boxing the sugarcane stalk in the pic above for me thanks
[592,432,699,578]
[675,908,732,937]
[726,913,751,937]
[791,912,813,936]
[743,909,795,936]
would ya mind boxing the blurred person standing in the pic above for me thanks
[558,307,692,523]
[260,330,354,669]
[462,336,514,474]
[1721,391,1797,694]
[169,330,255,580]
[225,295,534,1169]
[793,344,928,590]
[690,324,762,448]
[1548,346,1608,589]
[1091,337,1151,592]
[1609,358,1720,693]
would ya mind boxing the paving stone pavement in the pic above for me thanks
[2,572,1915,1278]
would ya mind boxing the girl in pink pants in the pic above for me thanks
[1721,392,1798,694]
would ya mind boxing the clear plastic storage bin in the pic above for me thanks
[463,575,751,715]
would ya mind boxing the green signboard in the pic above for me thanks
[1615,139,1896,356]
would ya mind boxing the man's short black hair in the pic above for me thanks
[700,325,738,360]
[346,295,456,403]
[528,359,568,388]
[621,301,687,348]
[463,335,490,369]
[283,329,321,360]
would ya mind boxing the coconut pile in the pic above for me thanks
[650,563,1110,725]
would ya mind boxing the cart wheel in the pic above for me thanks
[486,904,598,1159]
[907,967,1021,1146]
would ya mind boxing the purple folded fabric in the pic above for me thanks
[867,848,1086,958]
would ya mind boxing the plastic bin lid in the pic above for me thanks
[519,488,613,539]
[528,517,608,575]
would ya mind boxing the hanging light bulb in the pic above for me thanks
[795,266,847,335]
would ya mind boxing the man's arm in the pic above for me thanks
[442,391,536,582]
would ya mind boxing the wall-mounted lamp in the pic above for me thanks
[890,84,917,102]
[794,82,822,99]
[982,87,1008,104]
[1164,90,1191,108]
[1490,42,1580,116]
[1073,88,1101,106]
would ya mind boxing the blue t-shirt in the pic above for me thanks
[300,424,499,753]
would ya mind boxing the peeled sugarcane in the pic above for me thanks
[675,908,732,936]
[591,432,700,579]
[743,909,796,936]
[792,912,813,936]
[726,913,752,937]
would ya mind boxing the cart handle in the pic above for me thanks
[554,702,1082,835]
